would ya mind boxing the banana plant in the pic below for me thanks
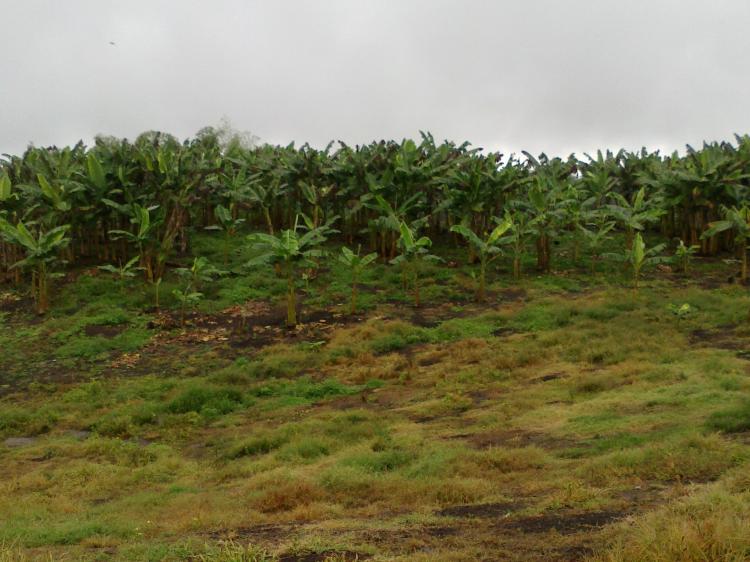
[391,221,440,307]
[368,191,425,260]
[205,204,245,264]
[498,210,534,280]
[610,232,667,290]
[579,214,616,274]
[246,218,331,326]
[247,178,285,234]
[450,216,512,301]
[0,220,70,313]
[701,205,750,281]
[525,173,567,272]
[337,245,378,314]
[0,173,13,202]
[98,255,141,293]
[674,239,700,275]
[299,181,333,228]
[608,186,665,249]
[172,257,224,326]
[562,185,598,264]
[108,204,162,281]
[522,152,577,272]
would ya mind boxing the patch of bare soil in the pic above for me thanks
[0,293,31,314]
[408,303,475,328]
[111,300,366,373]
[386,290,525,329]
[278,552,370,562]
[689,324,750,359]
[530,372,567,384]
[551,545,595,561]
[497,509,625,535]
[499,288,527,302]
[438,501,523,518]
[455,429,580,451]
[323,393,371,410]
[207,523,301,543]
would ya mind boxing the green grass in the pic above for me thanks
[707,400,750,433]
[1,236,750,560]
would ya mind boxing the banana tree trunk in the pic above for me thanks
[536,233,551,272]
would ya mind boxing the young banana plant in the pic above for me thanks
[0,220,70,313]
[205,204,245,264]
[98,255,141,293]
[450,215,512,301]
[579,212,616,274]
[337,245,378,314]
[674,239,700,275]
[391,221,440,307]
[172,257,224,326]
[628,232,667,290]
[246,217,331,326]
[108,204,162,282]
[498,210,534,281]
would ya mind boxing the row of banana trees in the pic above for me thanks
[1,128,750,315]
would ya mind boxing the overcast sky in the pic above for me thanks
[2,0,749,157]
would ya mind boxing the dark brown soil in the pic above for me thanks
[531,372,566,383]
[207,522,300,542]
[424,525,460,538]
[498,509,625,535]
[458,429,580,451]
[552,545,595,561]
[689,324,750,359]
[278,551,370,562]
[0,294,32,314]
[438,501,523,518]
[499,288,527,302]
[689,324,738,347]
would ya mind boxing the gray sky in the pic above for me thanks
[2,0,749,157]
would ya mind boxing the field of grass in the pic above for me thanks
[2,234,750,561]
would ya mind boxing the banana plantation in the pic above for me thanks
[2,130,750,316]
[3,130,750,562]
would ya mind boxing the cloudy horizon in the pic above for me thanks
[2,0,749,158]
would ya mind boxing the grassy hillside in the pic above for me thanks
[2,234,750,561]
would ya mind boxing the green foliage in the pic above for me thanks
[98,256,141,291]
[606,232,667,289]
[172,257,224,325]
[246,217,332,325]
[166,386,245,416]
[0,220,70,313]
[674,239,700,274]
[337,245,377,314]
[391,221,440,306]
[702,205,750,280]
[450,216,512,299]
